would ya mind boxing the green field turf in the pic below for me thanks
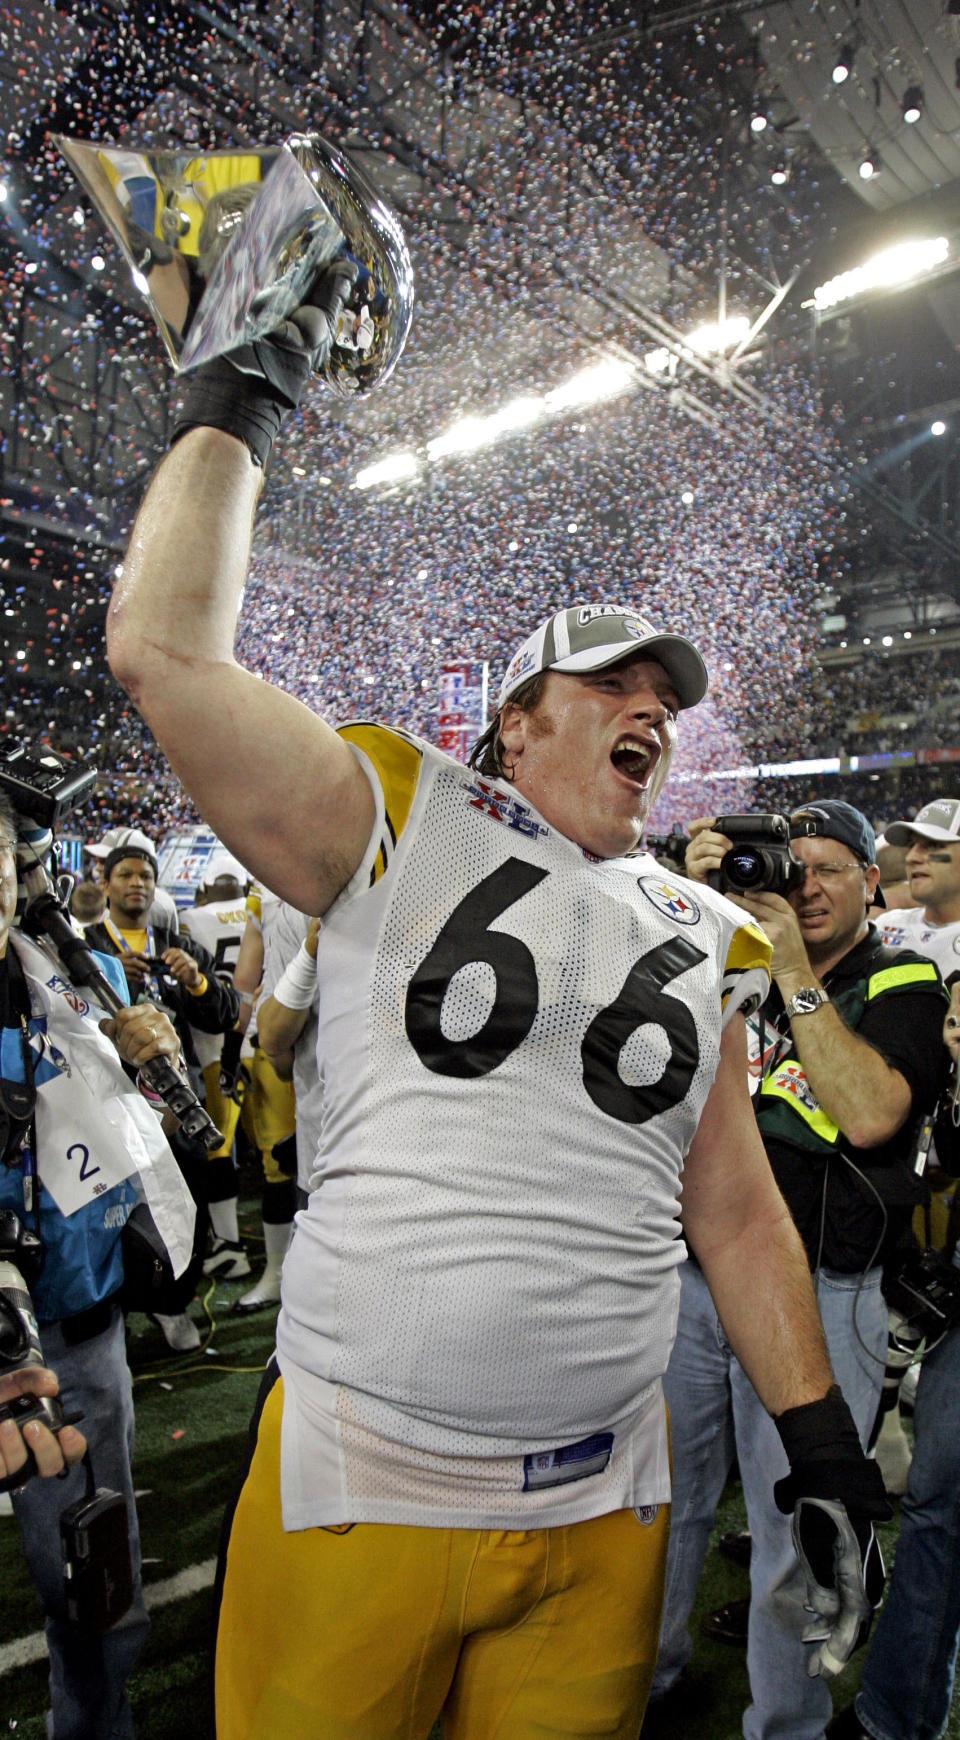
[1,1235,956,1738]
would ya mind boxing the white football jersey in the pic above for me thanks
[179,896,247,1069]
[277,725,770,1530]
[245,883,282,1020]
[875,905,960,983]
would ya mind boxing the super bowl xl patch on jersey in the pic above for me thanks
[637,877,701,926]
[522,1432,614,1491]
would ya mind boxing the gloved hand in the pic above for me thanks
[774,1383,891,1679]
[171,255,359,468]
[218,1026,245,1102]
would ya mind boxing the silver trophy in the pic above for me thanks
[56,132,414,397]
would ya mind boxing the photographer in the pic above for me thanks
[652,799,948,1740]
[0,790,195,1740]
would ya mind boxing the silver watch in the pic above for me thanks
[785,985,829,1018]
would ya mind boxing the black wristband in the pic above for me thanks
[774,1383,861,1465]
[171,353,297,470]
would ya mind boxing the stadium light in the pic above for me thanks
[354,452,420,490]
[932,419,947,435]
[832,44,854,84]
[902,85,923,124]
[810,236,949,311]
[543,359,636,411]
[858,154,876,180]
[427,396,544,459]
[687,315,751,355]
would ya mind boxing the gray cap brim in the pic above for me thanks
[885,820,960,845]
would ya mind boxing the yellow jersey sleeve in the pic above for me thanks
[337,723,424,887]
[721,920,772,1019]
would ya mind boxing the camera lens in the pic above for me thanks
[723,847,768,891]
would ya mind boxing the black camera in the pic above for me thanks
[0,741,98,832]
[884,1245,960,1341]
[0,1208,70,1494]
[61,1482,134,1632]
[644,825,691,876]
[707,814,805,898]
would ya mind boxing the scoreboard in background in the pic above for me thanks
[156,828,233,907]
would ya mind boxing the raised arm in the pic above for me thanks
[107,268,374,916]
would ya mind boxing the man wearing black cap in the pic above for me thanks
[653,798,947,1740]
[108,314,893,1736]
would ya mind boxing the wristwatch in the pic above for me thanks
[784,985,829,1018]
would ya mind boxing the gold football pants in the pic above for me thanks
[216,1378,669,1739]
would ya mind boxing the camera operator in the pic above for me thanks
[652,799,948,1740]
[0,790,195,1739]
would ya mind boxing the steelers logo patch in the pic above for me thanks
[638,877,701,925]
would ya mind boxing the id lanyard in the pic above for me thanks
[102,918,161,1000]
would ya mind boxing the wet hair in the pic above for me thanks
[467,673,547,780]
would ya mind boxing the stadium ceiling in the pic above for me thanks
[2,0,960,646]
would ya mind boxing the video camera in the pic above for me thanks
[707,814,805,898]
[0,740,98,834]
[0,1209,69,1489]
[644,825,691,876]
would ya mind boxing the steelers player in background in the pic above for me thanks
[107,270,890,1739]
[179,853,252,1281]
[222,881,297,1314]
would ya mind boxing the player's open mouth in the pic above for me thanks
[610,736,657,788]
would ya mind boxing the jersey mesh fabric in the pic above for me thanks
[180,897,247,1068]
[277,727,769,1527]
[875,905,960,980]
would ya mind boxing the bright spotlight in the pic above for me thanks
[354,452,420,489]
[811,236,949,311]
[932,420,947,436]
[902,85,923,124]
[544,359,636,412]
[858,155,876,180]
[832,45,854,84]
[687,316,751,355]
[750,109,768,134]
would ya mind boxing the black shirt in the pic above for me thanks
[759,927,948,1271]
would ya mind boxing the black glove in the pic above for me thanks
[218,1027,245,1102]
[171,256,359,468]
[774,1384,891,1680]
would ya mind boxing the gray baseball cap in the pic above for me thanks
[498,605,708,709]
[886,798,960,846]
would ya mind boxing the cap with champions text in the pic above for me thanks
[87,826,158,879]
[885,798,960,847]
[497,605,709,710]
